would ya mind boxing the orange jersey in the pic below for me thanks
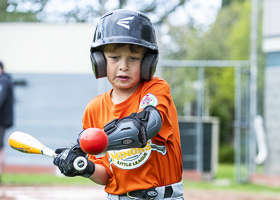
[82,77,183,195]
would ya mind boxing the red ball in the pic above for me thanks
[79,128,109,155]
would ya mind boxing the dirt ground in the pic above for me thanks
[1,185,280,200]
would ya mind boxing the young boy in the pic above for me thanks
[54,9,184,200]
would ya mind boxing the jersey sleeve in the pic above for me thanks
[82,102,96,129]
[82,96,112,175]
[82,95,104,130]
[139,78,175,142]
[88,154,112,173]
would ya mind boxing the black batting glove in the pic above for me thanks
[53,143,95,178]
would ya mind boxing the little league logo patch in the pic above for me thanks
[139,93,158,110]
[108,140,166,170]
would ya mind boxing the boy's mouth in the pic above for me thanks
[117,75,130,81]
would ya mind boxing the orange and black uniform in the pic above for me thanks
[82,77,183,195]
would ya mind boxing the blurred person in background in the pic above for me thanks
[0,61,14,182]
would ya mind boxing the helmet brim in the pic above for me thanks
[91,36,158,51]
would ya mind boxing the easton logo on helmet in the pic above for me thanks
[117,16,135,29]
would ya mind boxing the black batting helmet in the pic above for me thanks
[90,9,159,80]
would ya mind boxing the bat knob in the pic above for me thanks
[73,156,87,171]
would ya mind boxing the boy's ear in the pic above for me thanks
[90,51,107,79]
[141,52,158,81]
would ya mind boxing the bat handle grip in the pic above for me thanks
[73,156,87,171]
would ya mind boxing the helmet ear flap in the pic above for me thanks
[91,50,159,80]
[141,52,159,81]
[90,51,107,79]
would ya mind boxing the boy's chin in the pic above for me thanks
[113,83,140,91]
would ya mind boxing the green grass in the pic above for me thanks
[215,164,235,179]
[2,173,94,186]
[2,164,280,196]
[183,164,280,196]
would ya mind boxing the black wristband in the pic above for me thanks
[82,160,95,178]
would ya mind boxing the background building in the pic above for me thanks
[262,0,280,176]
[0,23,112,168]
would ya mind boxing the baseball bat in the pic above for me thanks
[8,131,87,171]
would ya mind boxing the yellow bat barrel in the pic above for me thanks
[8,131,45,155]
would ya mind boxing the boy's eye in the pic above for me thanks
[130,57,140,61]
[110,56,119,60]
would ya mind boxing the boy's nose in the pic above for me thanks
[119,59,129,71]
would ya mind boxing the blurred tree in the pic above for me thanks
[0,0,188,23]
[209,1,251,145]
[161,0,265,157]
[222,0,245,7]
[0,0,41,21]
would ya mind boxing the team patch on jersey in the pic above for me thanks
[108,140,166,170]
[139,93,158,110]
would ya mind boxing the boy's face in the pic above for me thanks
[104,44,146,92]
